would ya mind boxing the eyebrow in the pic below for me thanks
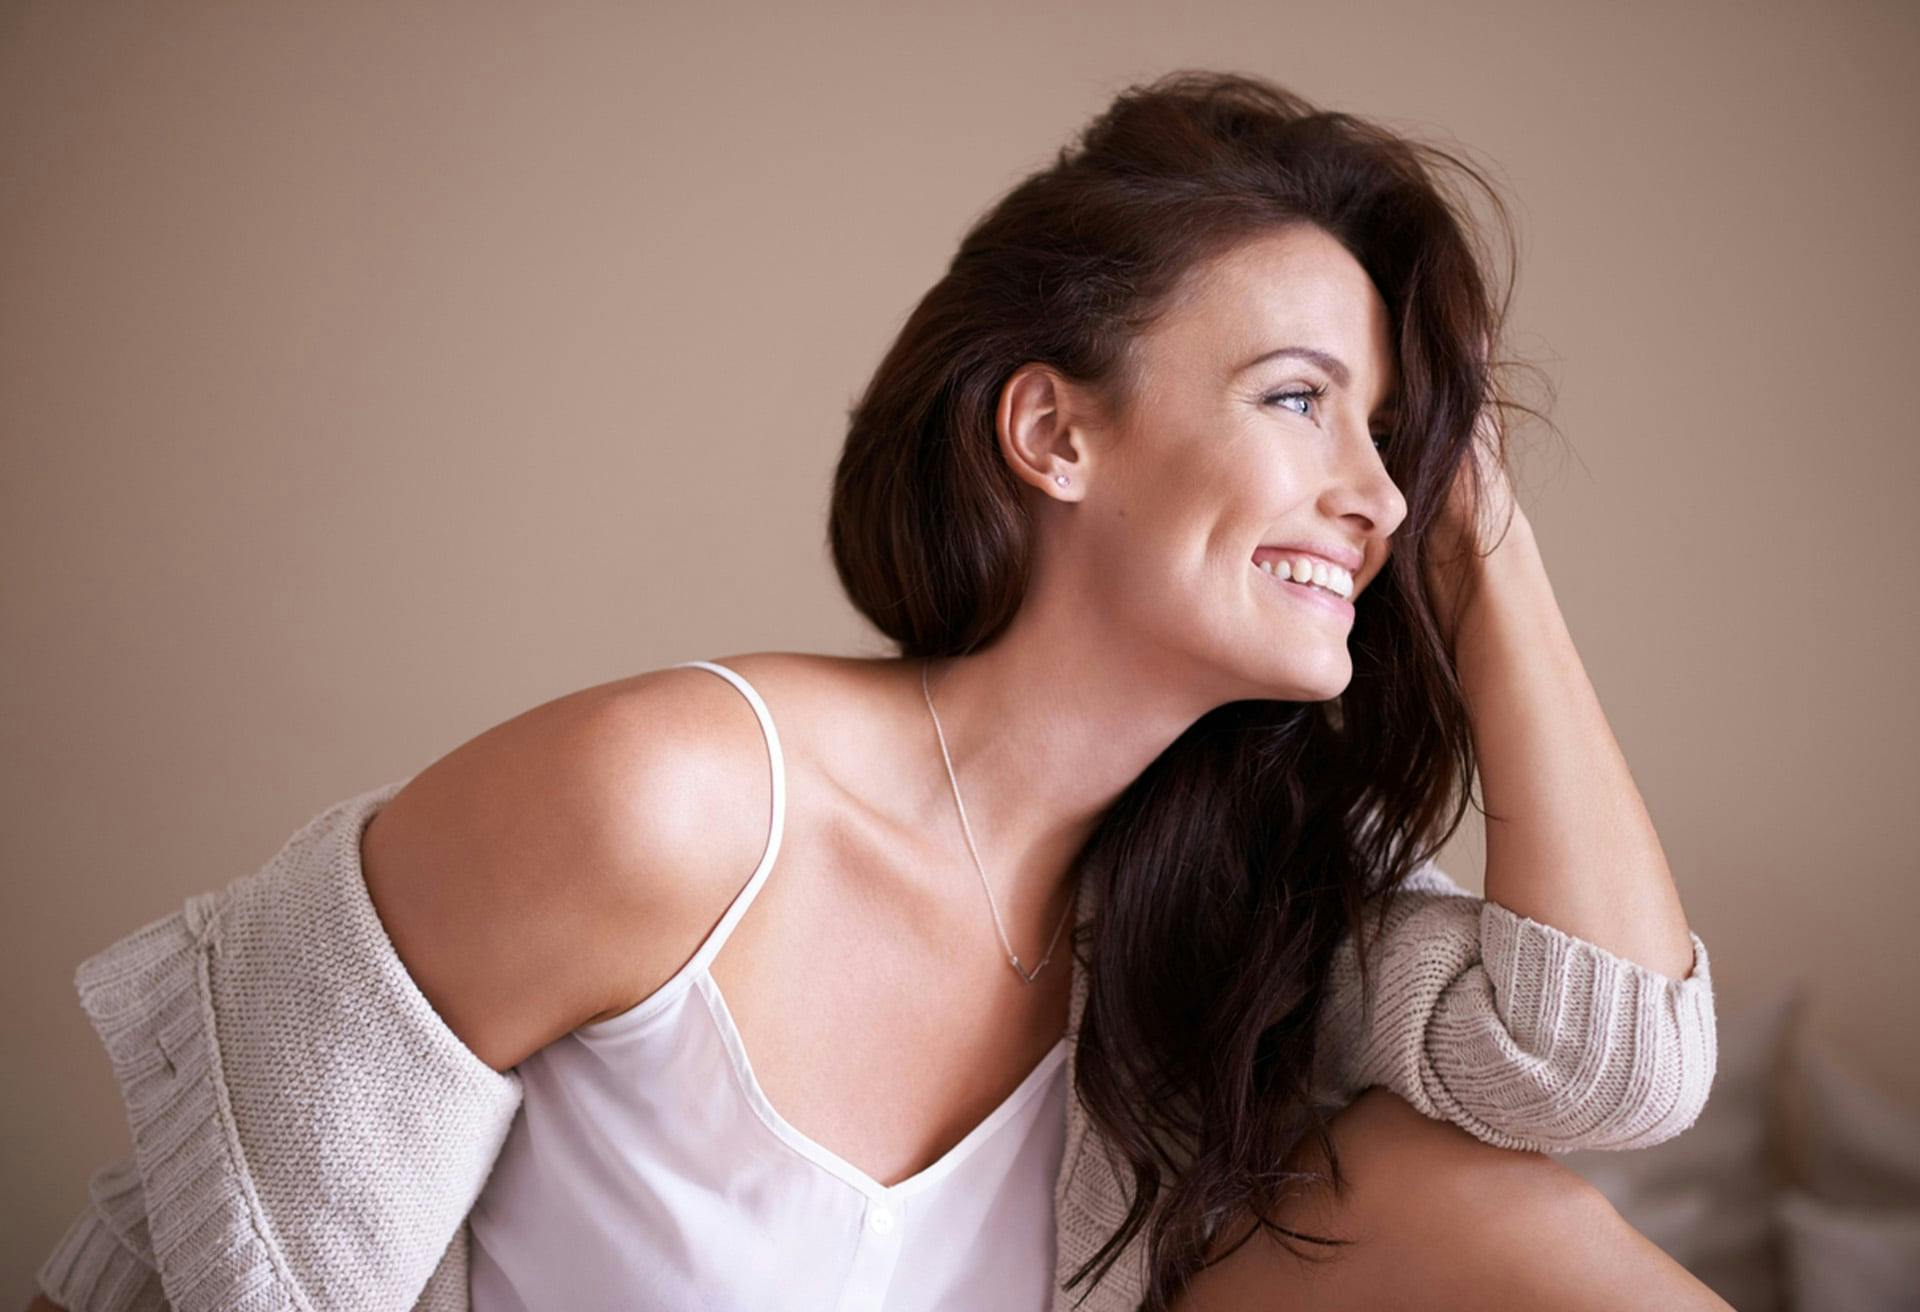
[1238,344,1348,384]
[1238,345,1400,415]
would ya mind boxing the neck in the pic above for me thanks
[901,597,1229,946]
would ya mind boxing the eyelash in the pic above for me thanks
[1262,384,1393,453]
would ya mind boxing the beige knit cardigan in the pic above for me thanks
[38,779,1717,1312]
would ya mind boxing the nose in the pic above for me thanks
[1325,432,1408,550]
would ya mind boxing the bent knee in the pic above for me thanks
[1178,1090,1612,1310]
[1267,1091,1612,1252]
[1320,1088,1607,1224]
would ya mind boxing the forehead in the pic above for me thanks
[1153,224,1397,395]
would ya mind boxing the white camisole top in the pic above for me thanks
[467,659,1072,1311]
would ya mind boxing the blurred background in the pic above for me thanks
[4,2,1915,1307]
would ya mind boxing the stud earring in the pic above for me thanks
[1054,474,1070,487]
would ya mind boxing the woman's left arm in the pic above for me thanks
[1447,509,1699,981]
[1308,395,1714,1152]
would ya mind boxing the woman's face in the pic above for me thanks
[1041,222,1408,703]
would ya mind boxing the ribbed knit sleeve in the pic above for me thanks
[1310,861,1718,1154]
[60,779,523,1312]
[37,1155,477,1312]
[36,1156,168,1311]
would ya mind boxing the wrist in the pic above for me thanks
[1452,517,1561,673]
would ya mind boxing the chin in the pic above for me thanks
[1276,659,1353,703]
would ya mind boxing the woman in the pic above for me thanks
[35,71,1722,1311]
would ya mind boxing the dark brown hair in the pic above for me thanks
[828,69,1530,1309]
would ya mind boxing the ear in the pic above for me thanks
[996,363,1092,501]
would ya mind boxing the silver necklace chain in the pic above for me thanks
[920,658,1075,985]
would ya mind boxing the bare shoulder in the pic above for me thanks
[359,655,809,1073]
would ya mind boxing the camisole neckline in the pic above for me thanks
[573,658,1071,1205]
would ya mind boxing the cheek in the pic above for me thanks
[1090,421,1304,581]
[1242,438,1313,499]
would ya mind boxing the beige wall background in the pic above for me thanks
[4,0,1915,1298]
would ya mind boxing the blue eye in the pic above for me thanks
[1262,384,1392,453]
[1262,383,1328,418]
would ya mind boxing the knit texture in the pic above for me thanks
[35,1156,166,1311]
[42,781,1716,1312]
[1310,864,1717,1152]
[42,780,517,1312]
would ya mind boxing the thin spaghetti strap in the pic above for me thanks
[575,659,789,1036]
[661,660,787,977]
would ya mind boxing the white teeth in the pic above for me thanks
[1254,556,1353,599]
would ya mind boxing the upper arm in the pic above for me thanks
[359,668,773,1073]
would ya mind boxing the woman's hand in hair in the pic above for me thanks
[1423,340,1524,655]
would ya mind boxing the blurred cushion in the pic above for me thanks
[1777,1042,1920,1310]
[1774,1189,1920,1312]
[1557,980,1800,1312]
[1797,1039,1920,1209]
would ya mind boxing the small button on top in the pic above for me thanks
[868,1205,895,1234]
